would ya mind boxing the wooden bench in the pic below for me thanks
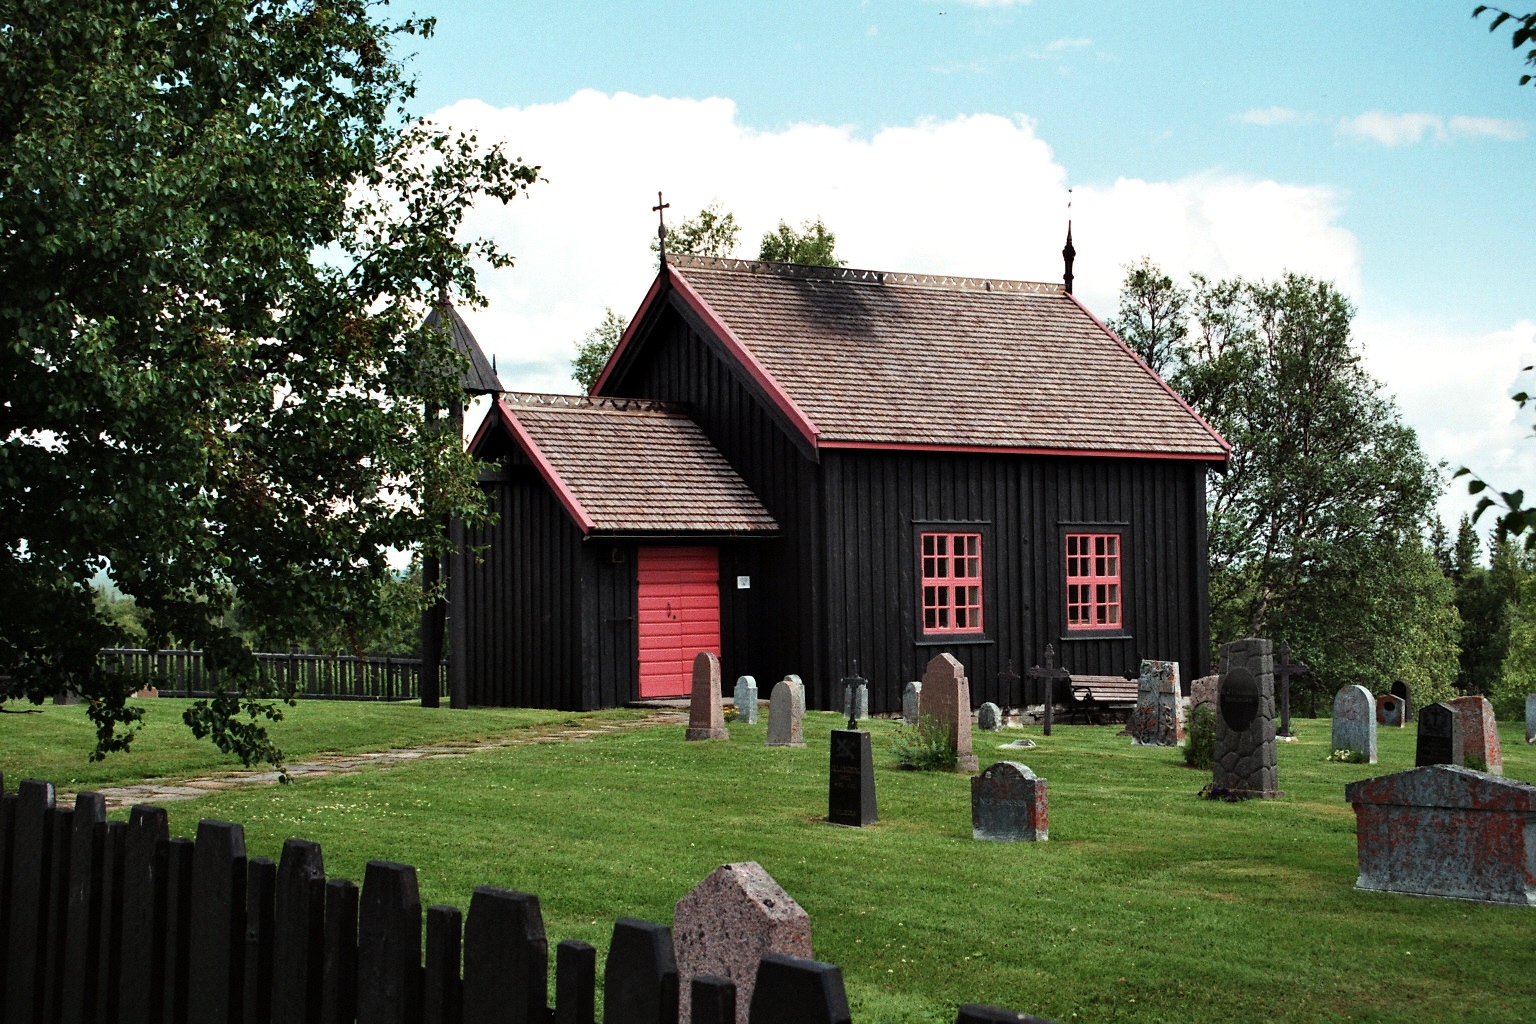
[1065,674,1139,725]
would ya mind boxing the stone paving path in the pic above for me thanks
[81,708,688,812]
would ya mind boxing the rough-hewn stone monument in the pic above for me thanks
[1190,674,1219,710]
[1213,638,1281,798]
[674,863,814,1024]
[734,676,758,725]
[902,681,922,725]
[918,653,978,772]
[1347,765,1536,905]
[977,702,1002,731]
[1331,685,1377,763]
[1447,695,1502,775]
[1415,702,1462,767]
[971,762,1048,842]
[1127,660,1183,747]
[765,677,805,748]
[686,652,729,741]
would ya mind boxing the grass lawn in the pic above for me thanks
[6,705,1535,1023]
[0,698,644,788]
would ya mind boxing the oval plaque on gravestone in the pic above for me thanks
[1220,667,1260,732]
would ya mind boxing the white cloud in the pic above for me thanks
[433,90,1364,396]
[1448,114,1527,141]
[1338,111,1527,145]
[1237,106,1309,127]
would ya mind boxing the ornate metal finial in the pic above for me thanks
[1061,191,1075,296]
[653,191,670,270]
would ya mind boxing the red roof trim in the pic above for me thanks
[1062,290,1231,459]
[818,439,1224,462]
[477,399,599,535]
[591,272,668,396]
[667,269,822,449]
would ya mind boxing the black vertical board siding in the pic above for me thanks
[424,905,463,1024]
[461,887,547,1024]
[6,779,55,1023]
[188,820,247,1024]
[162,837,195,1024]
[555,940,596,1024]
[43,805,74,1024]
[356,861,422,1024]
[61,792,107,1024]
[119,806,170,1024]
[322,879,359,1024]
[0,786,13,1013]
[271,839,327,1024]
[95,821,126,1024]
[245,857,277,1024]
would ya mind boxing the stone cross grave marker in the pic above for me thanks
[1391,680,1414,722]
[1331,685,1377,763]
[998,662,1021,715]
[1128,660,1184,747]
[1447,695,1502,775]
[765,677,805,748]
[828,727,877,826]
[674,863,813,1024]
[1273,641,1308,739]
[1527,693,1536,745]
[1213,638,1282,798]
[919,653,979,771]
[1415,702,1462,767]
[841,672,868,723]
[902,682,922,725]
[971,762,1048,842]
[1375,694,1406,728]
[734,676,758,725]
[1347,765,1536,905]
[1027,644,1070,737]
[977,702,1002,731]
[686,652,729,741]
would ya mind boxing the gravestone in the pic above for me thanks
[686,652,729,741]
[1347,764,1536,905]
[1127,660,1184,747]
[673,863,813,1024]
[1447,695,1502,775]
[734,677,758,725]
[1331,685,1377,763]
[918,654,978,772]
[1527,693,1536,745]
[1212,638,1281,798]
[827,729,877,826]
[901,682,922,726]
[1415,702,1462,767]
[1391,680,1414,722]
[1376,694,1406,728]
[971,762,1048,842]
[1190,675,1219,710]
[840,677,868,722]
[765,678,805,748]
[977,703,1002,731]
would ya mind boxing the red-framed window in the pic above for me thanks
[921,532,984,634]
[1066,533,1122,630]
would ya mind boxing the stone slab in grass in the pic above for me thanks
[1347,764,1536,905]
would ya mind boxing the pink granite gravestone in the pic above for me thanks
[1346,764,1536,905]
[918,653,978,772]
[686,651,729,741]
[1376,694,1405,728]
[674,863,813,1024]
[1447,695,1502,775]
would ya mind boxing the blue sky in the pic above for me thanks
[401,1,1536,526]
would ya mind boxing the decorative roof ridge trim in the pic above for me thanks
[592,272,667,395]
[818,439,1227,462]
[1062,290,1232,459]
[498,391,688,415]
[667,269,822,449]
[487,398,598,535]
[667,253,1064,295]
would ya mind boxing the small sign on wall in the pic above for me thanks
[736,575,751,589]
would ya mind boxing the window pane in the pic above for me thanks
[923,534,935,556]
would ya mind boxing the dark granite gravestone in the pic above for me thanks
[1415,702,1462,767]
[1391,680,1413,722]
[977,703,1002,731]
[970,762,1047,841]
[827,731,877,827]
[1212,638,1281,798]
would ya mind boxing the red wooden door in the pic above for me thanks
[636,546,721,698]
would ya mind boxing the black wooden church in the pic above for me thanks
[453,245,1229,713]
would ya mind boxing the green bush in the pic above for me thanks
[1184,702,1215,770]
[890,714,957,771]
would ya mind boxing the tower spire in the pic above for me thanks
[653,191,670,272]
[1062,190,1076,295]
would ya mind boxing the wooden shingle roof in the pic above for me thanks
[422,304,503,395]
[483,393,779,536]
[660,254,1229,460]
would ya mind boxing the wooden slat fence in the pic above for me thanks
[99,649,446,703]
[0,775,1054,1024]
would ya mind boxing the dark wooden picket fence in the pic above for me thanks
[99,649,444,703]
[0,776,1055,1024]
